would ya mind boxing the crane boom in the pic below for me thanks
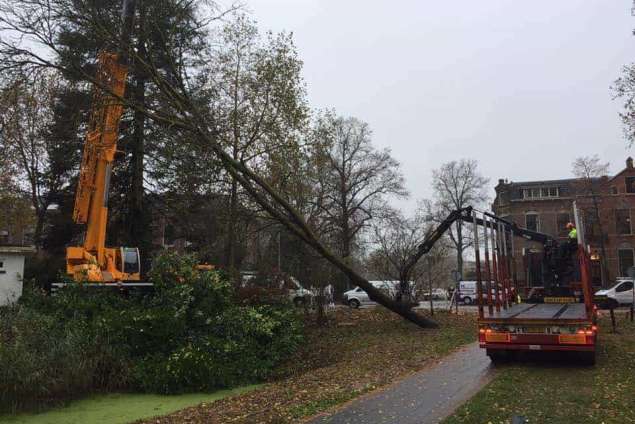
[66,0,140,282]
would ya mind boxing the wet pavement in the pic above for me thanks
[309,343,494,424]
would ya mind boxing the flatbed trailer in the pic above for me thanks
[478,302,597,363]
[404,203,598,364]
[469,202,598,364]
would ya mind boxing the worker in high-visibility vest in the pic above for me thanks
[565,222,579,259]
[566,222,577,240]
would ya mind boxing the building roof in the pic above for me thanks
[0,246,36,254]
[502,177,606,187]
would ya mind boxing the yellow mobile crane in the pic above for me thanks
[66,0,141,282]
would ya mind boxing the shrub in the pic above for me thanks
[0,252,304,411]
[121,253,304,393]
[134,304,304,393]
[0,305,129,413]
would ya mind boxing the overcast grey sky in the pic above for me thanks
[247,0,635,211]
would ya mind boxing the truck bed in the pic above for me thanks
[482,303,588,323]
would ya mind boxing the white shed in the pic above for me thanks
[0,246,35,306]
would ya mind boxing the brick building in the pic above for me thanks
[493,157,635,288]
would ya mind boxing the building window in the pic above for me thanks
[557,213,570,237]
[627,177,635,194]
[525,213,539,232]
[522,187,559,199]
[611,186,618,195]
[618,249,635,276]
[0,230,8,245]
[616,209,631,235]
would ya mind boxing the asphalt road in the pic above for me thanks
[309,343,494,424]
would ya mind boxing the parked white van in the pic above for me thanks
[456,280,498,305]
[595,278,634,308]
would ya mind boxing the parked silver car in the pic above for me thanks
[343,281,408,308]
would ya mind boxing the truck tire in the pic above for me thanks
[578,351,596,366]
[348,298,360,309]
[608,299,619,310]
[463,296,473,305]
[487,349,513,364]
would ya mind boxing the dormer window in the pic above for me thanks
[522,187,559,199]
[626,176,635,194]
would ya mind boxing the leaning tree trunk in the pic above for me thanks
[456,221,464,279]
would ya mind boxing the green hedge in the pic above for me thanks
[0,252,303,412]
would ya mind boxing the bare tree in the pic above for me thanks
[369,210,426,304]
[0,70,61,248]
[572,155,610,286]
[427,159,489,279]
[369,208,452,310]
[0,0,437,327]
[613,64,635,147]
[311,113,408,292]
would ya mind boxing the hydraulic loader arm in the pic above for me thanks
[480,212,555,245]
[401,207,473,279]
[401,207,556,281]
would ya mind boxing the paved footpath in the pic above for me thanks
[310,343,494,424]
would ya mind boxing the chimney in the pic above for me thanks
[498,178,505,185]
[628,157,634,169]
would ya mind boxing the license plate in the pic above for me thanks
[485,332,510,343]
[523,327,545,334]
[559,334,586,344]
[529,344,541,350]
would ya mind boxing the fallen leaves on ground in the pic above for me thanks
[444,314,635,424]
[138,308,476,424]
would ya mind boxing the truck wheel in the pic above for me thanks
[608,299,619,310]
[348,299,360,309]
[463,297,473,305]
[487,349,512,364]
[578,351,596,366]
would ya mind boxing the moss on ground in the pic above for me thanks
[1,386,259,424]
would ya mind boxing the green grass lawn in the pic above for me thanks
[0,386,259,424]
[444,315,635,424]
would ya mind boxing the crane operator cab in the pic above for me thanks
[67,246,141,282]
[119,247,141,277]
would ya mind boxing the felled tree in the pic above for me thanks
[0,0,437,328]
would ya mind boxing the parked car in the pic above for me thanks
[343,286,370,308]
[239,271,314,306]
[343,280,407,308]
[422,288,448,300]
[595,278,634,309]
